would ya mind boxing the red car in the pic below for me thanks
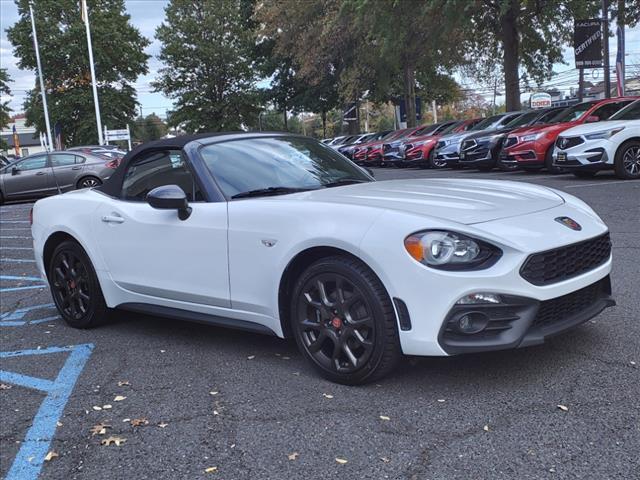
[354,127,420,166]
[500,97,637,173]
[400,118,484,168]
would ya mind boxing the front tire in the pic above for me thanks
[290,256,401,385]
[614,140,640,179]
[48,240,110,328]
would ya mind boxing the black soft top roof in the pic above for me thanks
[96,131,295,197]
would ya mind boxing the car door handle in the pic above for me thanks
[101,213,125,224]
[72,166,82,170]
[35,171,46,176]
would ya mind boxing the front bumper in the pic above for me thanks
[553,138,615,170]
[500,140,545,166]
[439,276,614,354]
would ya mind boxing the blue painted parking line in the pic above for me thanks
[0,247,34,251]
[0,275,47,293]
[0,344,94,480]
[1,304,58,326]
[0,220,30,224]
[0,236,32,239]
[1,258,36,263]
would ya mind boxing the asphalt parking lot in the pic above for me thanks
[1,168,639,480]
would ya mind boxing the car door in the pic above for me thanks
[50,152,84,192]
[590,100,633,121]
[1,154,55,199]
[94,149,230,308]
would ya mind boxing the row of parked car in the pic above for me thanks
[323,97,640,180]
[0,145,126,204]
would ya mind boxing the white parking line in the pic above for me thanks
[565,180,634,188]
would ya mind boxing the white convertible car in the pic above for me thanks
[32,133,614,384]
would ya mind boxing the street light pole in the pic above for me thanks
[29,2,53,151]
[602,0,611,98]
[81,0,104,145]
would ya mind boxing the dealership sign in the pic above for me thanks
[574,19,603,68]
[530,92,552,109]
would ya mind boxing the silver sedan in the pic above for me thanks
[0,150,118,204]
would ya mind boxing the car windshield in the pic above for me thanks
[551,101,598,123]
[412,124,440,136]
[200,136,372,198]
[439,122,462,134]
[534,108,564,124]
[504,111,539,128]
[609,100,640,120]
[470,115,504,131]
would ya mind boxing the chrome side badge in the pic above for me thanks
[261,239,277,247]
[555,216,582,231]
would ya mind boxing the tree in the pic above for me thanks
[132,113,167,143]
[0,69,11,150]
[462,0,600,111]
[154,0,260,133]
[7,0,149,146]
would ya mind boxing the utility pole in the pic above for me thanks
[29,2,53,151]
[578,68,584,101]
[602,0,611,98]
[81,0,104,144]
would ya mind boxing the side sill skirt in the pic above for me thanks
[117,303,277,336]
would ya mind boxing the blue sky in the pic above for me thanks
[1,0,638,120]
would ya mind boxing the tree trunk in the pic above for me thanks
[283,106,288,131]
[347,99,360,134]
[403,63,417,127]
[321,110,327,138]
[500,0,521,111]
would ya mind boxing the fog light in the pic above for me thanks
[456,292,502,305]
[456,312,489,334]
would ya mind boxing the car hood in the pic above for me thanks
[559,119,635,136]
[294,179,564,225]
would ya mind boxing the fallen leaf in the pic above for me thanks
[213,410,220,415]
[130,418,148,427]
[483,425,490,432]
[209,391,219,396]
[157,422,169,428]
[44,451,58,461]
[101,436,126,446]
[335,458,348,464]
[117,381,130,386]
[114,395,126,402]
[0,383,12,390]
[287,452,299,461]
[122,418,131,422]
[204,466,218,473]
[92,406,102,411]
[102,404,112,409]
[380,457,391,463]
[557,404,569,412]
[56,421,63,427]
[323,393,334,399]
[247,355,255,360]
[379,415,390,421]
[160,350,166,353]
[437,399,446,403]
[631,361,636,366]
[90,423,111,435]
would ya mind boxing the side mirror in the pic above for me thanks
[146,184,192,220]
[11,166,19,175]
[585,115,599,123]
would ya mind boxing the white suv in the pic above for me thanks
[553,99,640,179]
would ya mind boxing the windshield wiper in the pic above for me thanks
[231,186,312,199]
[323,178,369,188]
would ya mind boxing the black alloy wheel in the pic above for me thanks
[291,256,401,384]
[48,240,109,328]
[615,140,640,179]
[429,150,447,169]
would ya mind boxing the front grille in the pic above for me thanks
[534,278,608,329]
[520,233,611,286]
[503,137,517,149]
[383,143,391,152]
[556,136,584,150]
[462,139,476,150]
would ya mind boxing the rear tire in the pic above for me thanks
[48,240,110,328]
[290,256,401,385]
[77,176,102,189]
[614,140,640,179]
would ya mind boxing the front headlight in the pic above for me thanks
[404,230,502,271]
[520,132,543,142]
[584,127,625,140]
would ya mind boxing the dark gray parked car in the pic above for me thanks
[0,151,116,204]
